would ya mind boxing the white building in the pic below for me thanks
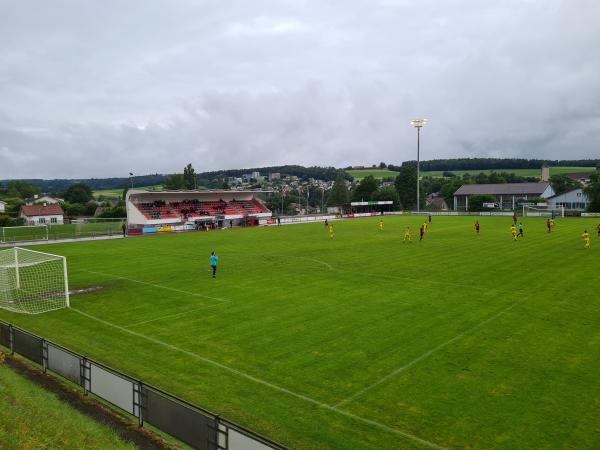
[25,194,63,205]
[20,204,65,225]
[547,188,589,210]
[269,173,281,181]
[0,200,6,213]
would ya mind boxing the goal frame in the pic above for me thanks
[522,203,565,218]
[1,224,49,243]
[0,247,69,314]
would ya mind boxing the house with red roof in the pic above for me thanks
[20,204,64,225]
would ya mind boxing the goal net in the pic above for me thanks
[522,204,565,218]
[0,247,69,314]
[1,225,48,243]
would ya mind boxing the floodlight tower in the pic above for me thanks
[410,118,428,212]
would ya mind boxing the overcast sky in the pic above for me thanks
[1,0,599,179]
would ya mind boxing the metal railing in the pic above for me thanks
[0,320,290,450]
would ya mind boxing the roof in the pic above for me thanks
[428,197,448,209]
[547,187,585,200]
[454,182,551,196]
[565,172,592,180]
[21,204,64,216]
[0,200,6,205]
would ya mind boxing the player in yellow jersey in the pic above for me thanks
[379,219,384,231]
[583,230,590,248]
[328,224,334,239]
[511,224,517,241]
[423,222,429,233]
[403,227,411,242]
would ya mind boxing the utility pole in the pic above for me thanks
[410,119,427,212]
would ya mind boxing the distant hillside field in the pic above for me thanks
[348,166,595,180]
[421,166,595,178]
[93,185,162,199]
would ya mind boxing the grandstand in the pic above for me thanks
[125,189,272,232]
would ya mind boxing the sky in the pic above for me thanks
[1,0,599,179]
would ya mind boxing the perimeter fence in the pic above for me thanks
[0,320,289,450]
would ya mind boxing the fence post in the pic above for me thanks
[41,339,48,373]
[8,324,14,354]
[81,357,89,395]
[134,380,144,427]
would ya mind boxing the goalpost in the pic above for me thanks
[0,225,49,243]
[522,204,565,218]
[0,247,69,314]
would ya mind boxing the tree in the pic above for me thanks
[438,178,469,209]
[394,165,423,210]
[183,163,197,189]
[468,194,497,212]
[351,175,379,202]
[164,174,186,190]
[379,162,387,169]
[64,183,93,204]
[584,172,600,212]
[6,181,40,199]
[550,174,580,195]
[373,186,400,207]
[327,176,349,206]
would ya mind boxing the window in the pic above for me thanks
[50,217,57,223]
[38,218,46,224]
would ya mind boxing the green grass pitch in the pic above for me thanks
[1,216,599,449]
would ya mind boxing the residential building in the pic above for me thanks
[565,172,593,186]
[453,182,555,210]
[547,188,589,210]
[0,200,6,213]
[20,204,65,225]
[426,194,448,210]
[268,173,281,181]
[25,194,63,205]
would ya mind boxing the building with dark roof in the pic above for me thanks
[564,172,593,186]
[453,182,554,210]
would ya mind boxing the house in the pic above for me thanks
[20,204,64,225]
[453,182,555,211]
[25,194,63,205]
[268,173,281,181]
[565,172,593,186]
[426,194,448,210]
[0,200,6,213]
[547,188,589,210]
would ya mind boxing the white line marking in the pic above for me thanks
[335,301,520,408]
[70,307,446,450]
[84,269,229,303]
[305,257,333,270]
[124,303,227,328]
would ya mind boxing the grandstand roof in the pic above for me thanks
[127,189,273,195]
[454,182,551,196]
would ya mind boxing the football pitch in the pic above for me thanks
[1,216,599,449]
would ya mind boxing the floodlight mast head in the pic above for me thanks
[410,118,428,212]
[410,118,428,128]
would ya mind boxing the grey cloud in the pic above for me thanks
[1,0,599,178]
